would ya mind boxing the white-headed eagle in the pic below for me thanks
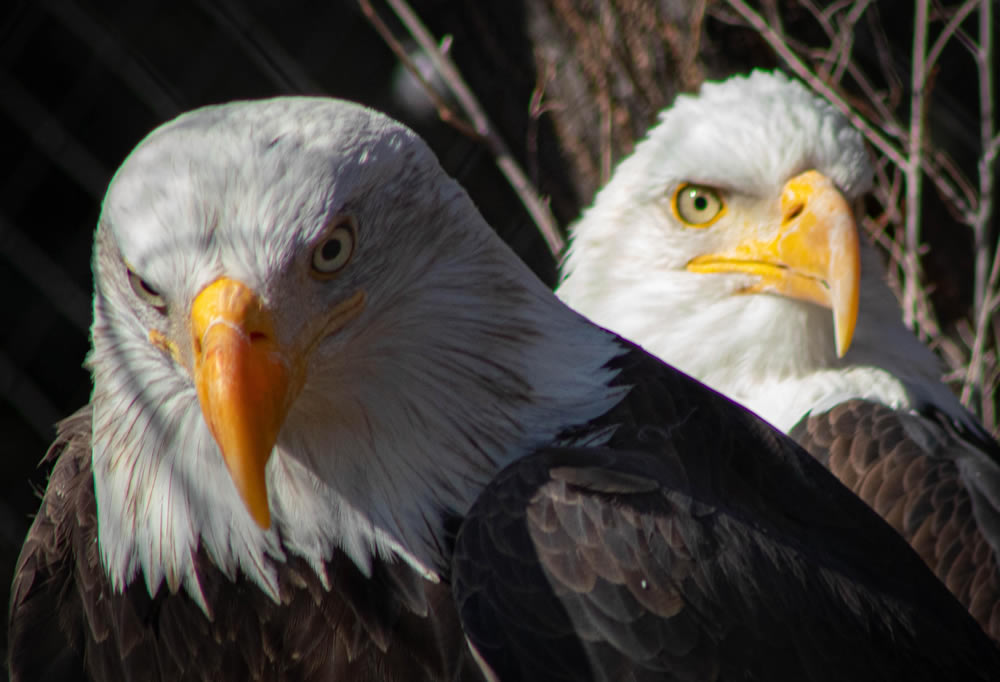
[9,96,1000,680]
[559,70,1000,640]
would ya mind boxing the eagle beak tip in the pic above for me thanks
[251,503,272,530]
[835,333,851,359]
[832,285,858,358]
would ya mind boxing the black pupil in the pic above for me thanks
[140,279,157,296]
[693,194,708,211]
[321,238,342,262]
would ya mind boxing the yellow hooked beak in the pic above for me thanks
[686,170,860,357]
[190,278,296,529]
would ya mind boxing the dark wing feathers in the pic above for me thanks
[13,342,1000,681]
[452,463,597,682]
[792,399,1000,640]
[455,447,998,681]
[454,346,1000,681]
[8,406,92,682]
[8,409,481,682]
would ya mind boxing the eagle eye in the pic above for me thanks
[126,265,167,312]
[672,184,725,228]
[311,216,356,277]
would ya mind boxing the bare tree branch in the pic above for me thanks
[901,0,929,330]
[925,0,979,71]
[357,0,482,140]
[360,0,565,257]
[724,0,909,170]
[963,0,997,406]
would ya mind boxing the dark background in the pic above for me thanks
[1,0,993,675]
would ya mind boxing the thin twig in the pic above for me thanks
[974,0,995,314]
[965,241,1000,405]
[842,59,900,138]
[361,0,564,256]
[925,0,980,71]
[526,58,558,186]
[357,0,481,140]
[902,0,929,329]
[865,5,904,111]
[926,147,977,220]
[962,0,996,409]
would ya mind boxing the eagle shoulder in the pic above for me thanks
[453,348,1000,681]
[792,399,1000,640]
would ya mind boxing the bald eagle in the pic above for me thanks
[9,97,1000,681]
[559,69,1000,640]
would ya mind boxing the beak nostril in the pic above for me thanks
[249,331,268,343]
[784,201,805,223]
